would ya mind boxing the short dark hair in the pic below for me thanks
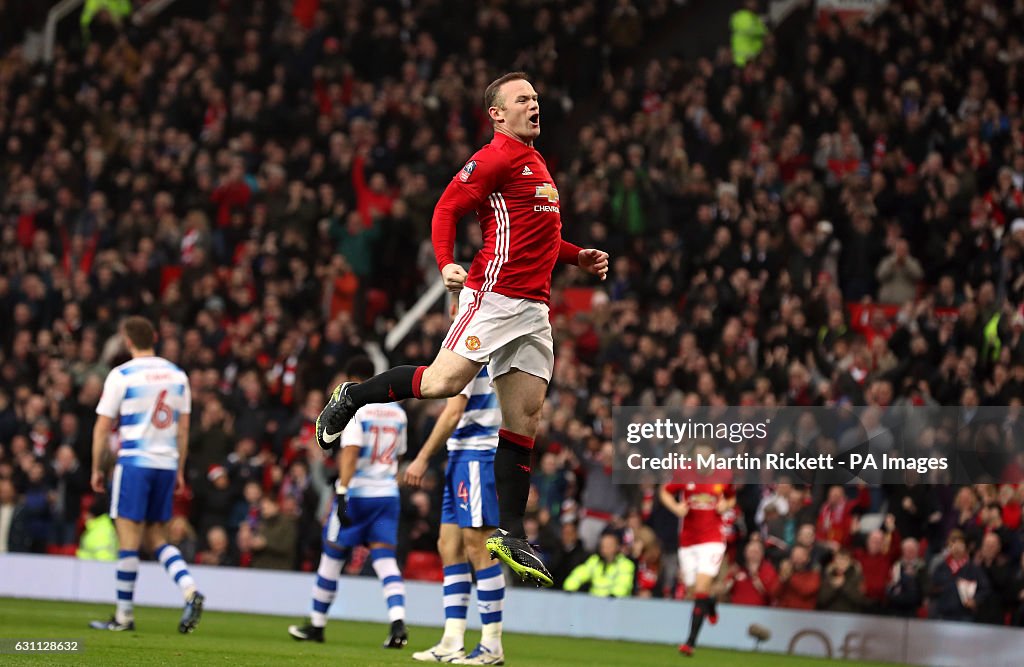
[344,355,375,382]
[484,71,529,113]
[123,316,156,350]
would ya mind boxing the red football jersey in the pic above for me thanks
[432,132,580,304]
[664,477,735,547]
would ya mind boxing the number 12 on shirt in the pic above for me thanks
[368,425,398,465]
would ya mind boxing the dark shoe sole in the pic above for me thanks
[178,594,204,633]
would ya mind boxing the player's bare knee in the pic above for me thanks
[506,405,541,437]
[438,535,464,563]
[519,395,545,432]
[525,385,545,412]
[523,406,542,433]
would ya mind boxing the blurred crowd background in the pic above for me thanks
[2,0,1024,625]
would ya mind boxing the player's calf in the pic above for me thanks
[474,563,505,656]
[440,561,471,649]
[90,546,140,631]
[317,364,452,450]
[153,543,204,633]
[488,431,553,587]
[114,548,139,625]
[289,542,350,640]
[684,595,712,651]
[493,432,533,539]
[371,547,408,648]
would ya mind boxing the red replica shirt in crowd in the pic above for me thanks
[727,561,780,606]
[777,568,821,610]
[664,475,735,547]
[854,541,899,603]
[432,132,581,304]
[817,499,857,547]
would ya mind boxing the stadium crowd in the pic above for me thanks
[2,0,1024,626]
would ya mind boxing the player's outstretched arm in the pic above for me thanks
[404,394,468,488]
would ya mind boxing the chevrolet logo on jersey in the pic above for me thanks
[535,183,559,203]
[534,183,560,212]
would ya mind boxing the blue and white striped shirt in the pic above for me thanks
[448,367,500,452]
[341,403,408,498]
[96,356,191,470]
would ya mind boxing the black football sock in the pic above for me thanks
[686,597,707,646]
[346,365,425,406]
[708,595,718,618]
[494,429,534,539]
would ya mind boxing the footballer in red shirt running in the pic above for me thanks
[314,72,608,597]
[660,447,736,658]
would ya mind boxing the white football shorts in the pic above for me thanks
[442,287,554,383]
[678,542,727,588]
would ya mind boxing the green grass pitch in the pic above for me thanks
[0,597,902,666]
